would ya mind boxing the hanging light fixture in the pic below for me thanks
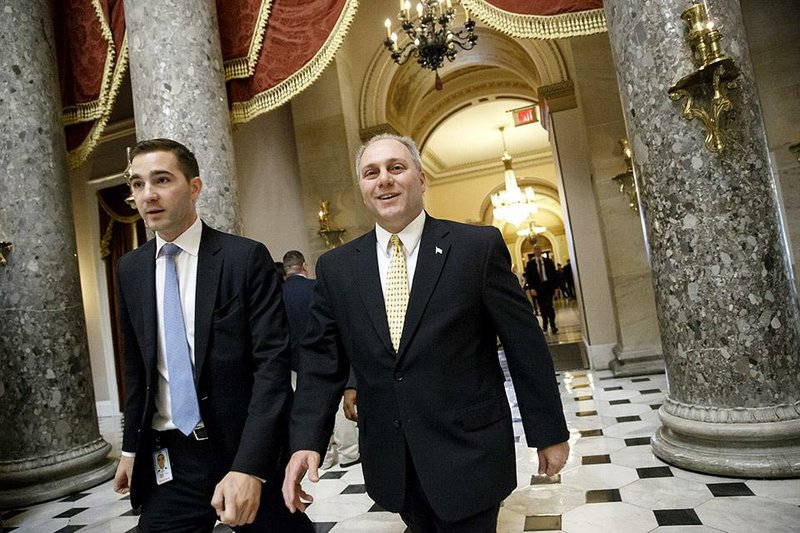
[491,127,538,227]
[383,0,477,90]
[517,221,547,240]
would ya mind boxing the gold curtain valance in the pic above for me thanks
[460,0,607,39]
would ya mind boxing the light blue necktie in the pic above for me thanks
[162,243,201,435]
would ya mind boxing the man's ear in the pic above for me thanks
[190,176,203,201]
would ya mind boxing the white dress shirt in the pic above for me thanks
[537,256,548,282]
[374,210,426,297]
[152,216,203,431]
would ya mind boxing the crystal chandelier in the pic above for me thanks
[383,0,477,90]
[517,222,547,245]
[491,127,538,227]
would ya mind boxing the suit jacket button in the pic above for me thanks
[393,419,401,428]
[394,372,403,382]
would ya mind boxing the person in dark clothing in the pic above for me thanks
[525,245,558,333]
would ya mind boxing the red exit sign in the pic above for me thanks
[511,105,538,126]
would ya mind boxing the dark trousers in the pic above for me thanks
[138,430,314,533]
[400,447,500,533]
[537,291,556,332]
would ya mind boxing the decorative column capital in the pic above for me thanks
[537,80,576,111]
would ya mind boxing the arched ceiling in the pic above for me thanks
[424,97,550,170]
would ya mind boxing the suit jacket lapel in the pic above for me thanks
[352,231,394,355]
[399,215,450,358]
[193,224,222,384]
[135,240,158,373]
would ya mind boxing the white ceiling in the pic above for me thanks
[423,97,551,168]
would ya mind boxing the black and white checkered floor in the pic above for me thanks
[3,368,799,532]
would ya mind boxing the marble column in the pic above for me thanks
[125,0,241,234]
[0,1,115,507]
[604,0,800,477]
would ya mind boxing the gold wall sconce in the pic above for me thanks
[317,201,346,249]
[613,138,639,212]
[0,240,12,267]
[668,0,739,153]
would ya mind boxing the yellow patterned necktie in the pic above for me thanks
[386,234,409,352]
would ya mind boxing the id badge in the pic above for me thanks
[153,448,173,485]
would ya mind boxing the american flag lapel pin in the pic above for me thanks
[435,246,443,255]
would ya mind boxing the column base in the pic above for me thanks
[609,344,665,377]
[651,407,800,478]
[0,438,117,508]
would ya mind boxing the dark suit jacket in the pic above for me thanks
[290,215,568,521]
[526,255,558,296]
[117,223,292,508]
[281,274,316,371]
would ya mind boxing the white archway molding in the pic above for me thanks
[359,26,569,136]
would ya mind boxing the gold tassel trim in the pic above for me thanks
[63,0,118,125]
[223,0,273,81]
[67,33,129,170]
[230,0,359,125]
[460,0,607,39]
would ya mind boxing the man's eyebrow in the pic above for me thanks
[130,168,176,179]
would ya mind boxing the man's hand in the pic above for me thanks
[537,441,570,477]
[113,456,134,494]
[282,450,320,513]
[211,471,262,526]
[343,389,358,422]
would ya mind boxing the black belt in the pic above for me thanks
[154,425,208,443]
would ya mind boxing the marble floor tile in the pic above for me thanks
[561,501,659,533]
[694,495,800,533]
[572,436,626,456]
[560,464,639,491]
[620,477,714,509]
[744,478,800,505]
[328,511,405,532]
[8,366,799,533]
[503,485,585,516]
[610,444,670,468]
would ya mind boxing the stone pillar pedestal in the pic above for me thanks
[604,0,800,477]
[0,1,115,507]
[125,0,241,234]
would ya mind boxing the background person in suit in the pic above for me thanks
[283,134,570,532]
[281,250,360,469]
[112,138,311,532]
[562,258,575,300]
[281,250,315,379]
[526,245,559,334]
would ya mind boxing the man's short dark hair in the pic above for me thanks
[129,138,200,182]
[282,250,305,274]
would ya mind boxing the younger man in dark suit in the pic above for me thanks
[113,138,311,532]
[283,134,569,532]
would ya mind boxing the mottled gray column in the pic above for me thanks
[125,0,241,234]
[604,0,800,477]
[0,1,115,507]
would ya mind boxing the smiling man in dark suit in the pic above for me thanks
[112,138,311,532]
[283,134,570,532]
